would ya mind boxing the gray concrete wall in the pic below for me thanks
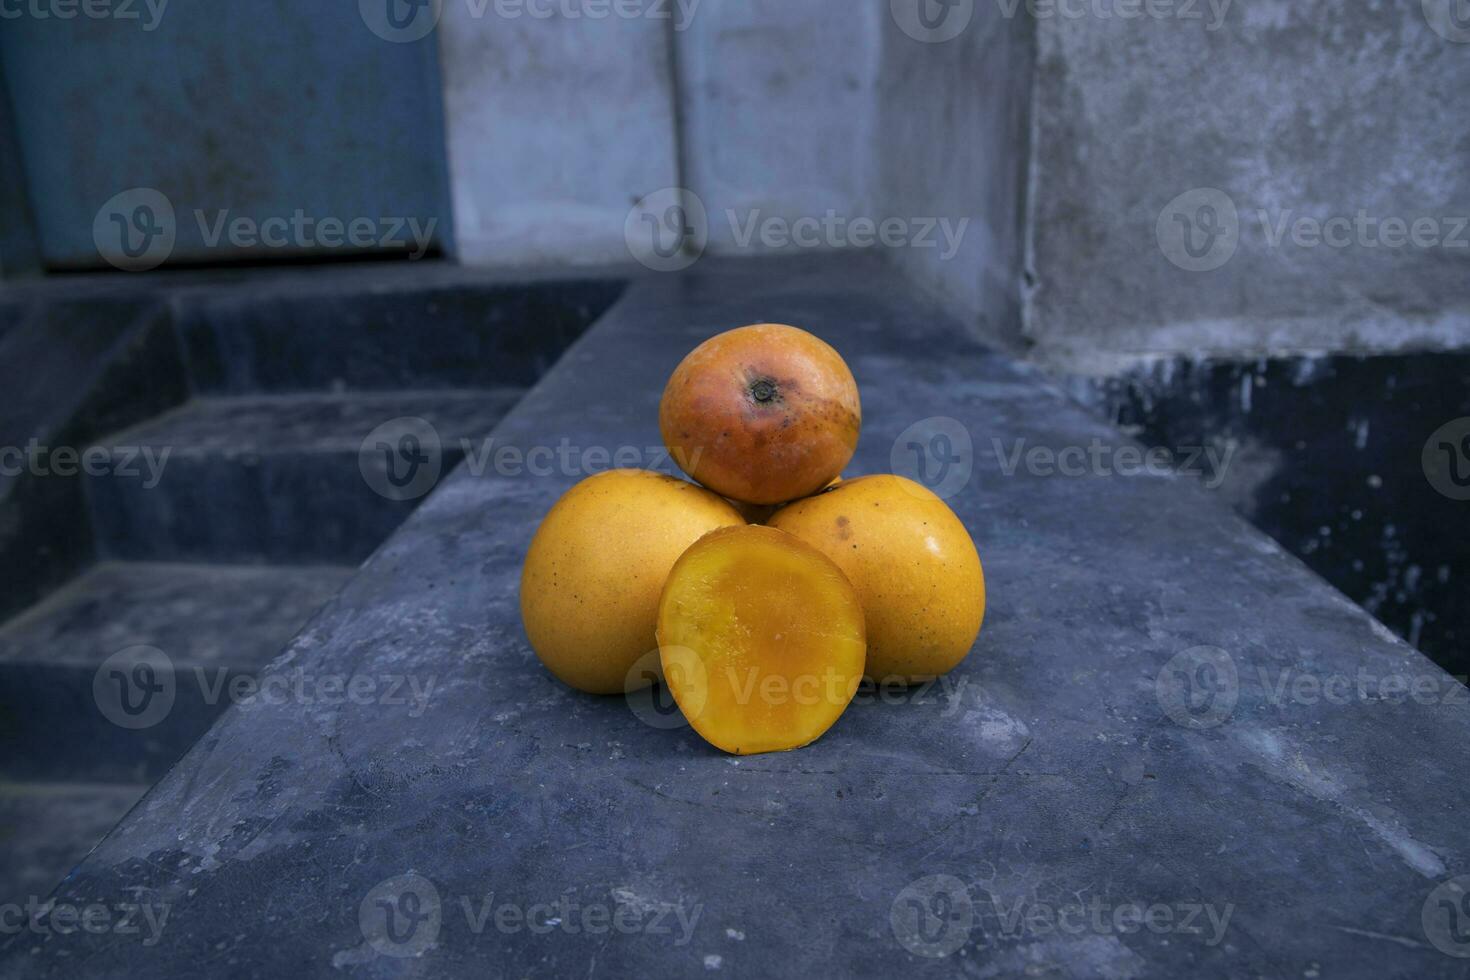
[438,2,681,267]
[1026,0,1470,372]
[675,0,884,255]
[877,3,1034,349]
[436,0,1037,343]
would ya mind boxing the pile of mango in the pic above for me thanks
[520,324,985,755]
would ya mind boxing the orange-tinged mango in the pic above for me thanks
[660,324,861,505]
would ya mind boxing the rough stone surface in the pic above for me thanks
[3,257,1467,977]
[1027,1,1470,367]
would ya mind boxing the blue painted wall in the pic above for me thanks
[1,0,453,269]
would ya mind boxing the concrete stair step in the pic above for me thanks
[0,561,354,784]
[173,275,626,394]
[86,388,523,564]
[0,782,150,910]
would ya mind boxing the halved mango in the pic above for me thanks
[656,525,866,755]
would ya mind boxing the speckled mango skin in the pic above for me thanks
[520,469,744,694]
[660,324,861,506]
[768,475,984,683]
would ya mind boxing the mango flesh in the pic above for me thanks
[660,324,861,506]
[656,525,866,755]
[768,475,984,683]
[520,469,744,694]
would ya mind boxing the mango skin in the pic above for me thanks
[768,475,984,683]
[520,469,744,694]
[660,324,861,506]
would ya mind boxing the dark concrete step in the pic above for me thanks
[0,296,187,622]
[86,389,523,564]
[0,782,149,910]
[172,275,626,395]
[0,561,353,784]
